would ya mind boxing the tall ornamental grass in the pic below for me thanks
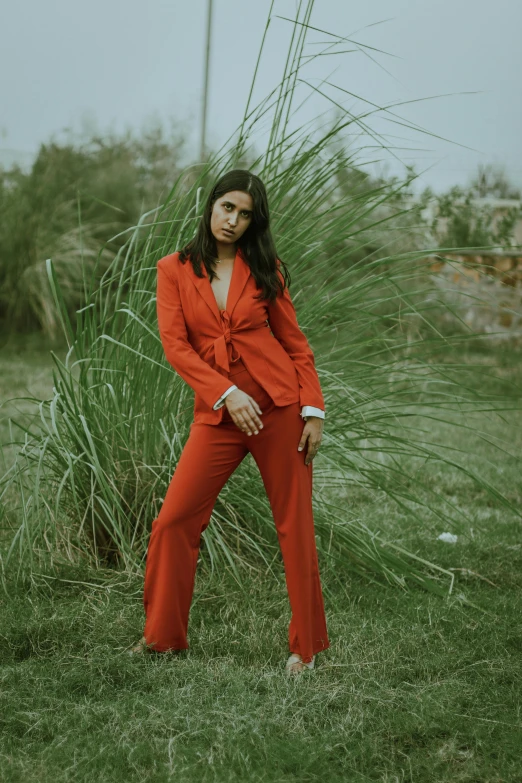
[1,1,520,602]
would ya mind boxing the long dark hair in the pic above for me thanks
[178,169,291,304]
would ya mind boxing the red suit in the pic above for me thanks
[142,247,330,663]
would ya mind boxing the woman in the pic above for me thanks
[128,169,329,675]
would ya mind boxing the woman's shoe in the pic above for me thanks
[126,635,153,655]
[285,653,315,675]
[127,637,184,656]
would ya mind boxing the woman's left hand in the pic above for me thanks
[298,417,324,466]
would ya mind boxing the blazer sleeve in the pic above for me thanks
[156,257,236,409]
[266,262,325,411]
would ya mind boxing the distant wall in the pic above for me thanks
[428,252,522,288]
[423,252,522,335]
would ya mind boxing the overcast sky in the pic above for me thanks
[1,0,521,194]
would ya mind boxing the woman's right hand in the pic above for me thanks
[225,389,264,435]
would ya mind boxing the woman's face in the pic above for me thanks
[210,190,254,246]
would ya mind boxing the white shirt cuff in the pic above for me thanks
[213,385,238,410]
[301,406,325,420]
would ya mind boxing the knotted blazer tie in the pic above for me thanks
[156,247,325,426]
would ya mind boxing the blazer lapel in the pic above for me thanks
[183,247,251,324]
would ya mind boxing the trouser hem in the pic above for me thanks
[289,640,330,664]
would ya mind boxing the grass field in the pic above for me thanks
[1,333,521,782]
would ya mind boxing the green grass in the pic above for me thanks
[1,552,520,782]
[0,332,68,473]
[1,339,521,782]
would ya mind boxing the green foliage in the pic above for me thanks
[426,161,522,251]
[0,121,186,335]
[469,162,521,200]
[430,186,521,249]
[1,1,520,599]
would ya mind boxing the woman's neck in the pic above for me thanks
[215,240,236,261]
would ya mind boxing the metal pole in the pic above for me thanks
[200,0,213,161]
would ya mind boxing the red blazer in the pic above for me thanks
[156,246,325,425]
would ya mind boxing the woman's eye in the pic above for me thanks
[223,204,250,218]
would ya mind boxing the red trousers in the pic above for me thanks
[142,353,330,663]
